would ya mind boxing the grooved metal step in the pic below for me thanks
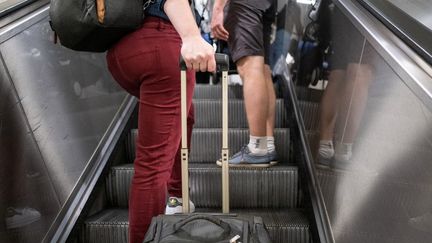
[194,99,288,128]
[193,84,282,99]
[128,128,290,164]
[107,163,299,208]
[298,101,320,131]
[83,209,312,243]
[295,86,323,103]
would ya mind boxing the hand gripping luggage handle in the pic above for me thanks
[180,53,230,213]
[180,53,230,71]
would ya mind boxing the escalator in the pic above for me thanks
[78,84,313,243]
[0,0,431,242]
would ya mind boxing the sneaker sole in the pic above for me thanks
[6,215,41,229]
[165,206,196,215]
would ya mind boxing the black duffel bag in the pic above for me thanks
[49,0,153,52]
[143,214,272,243]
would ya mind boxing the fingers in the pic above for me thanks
[181,36,216,73]
[186,53,216,73]
[211,25,229,41]
[207,57,216,73]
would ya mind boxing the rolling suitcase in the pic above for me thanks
[143,54,272,243]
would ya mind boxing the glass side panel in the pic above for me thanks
[0,17,126,242]
[281,0,432,242]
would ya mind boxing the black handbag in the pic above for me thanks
[143,214,272,243]
[49,0,153,52]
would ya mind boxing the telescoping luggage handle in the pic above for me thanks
[180,54,230,214]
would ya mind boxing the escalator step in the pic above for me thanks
[194,84,244,99]
[295,86,323,103]
[128,128,290,164]
[298,101,320,131]
[194,99,287,128]
[107,163,299,208]
[83,209,312,243]
[193,84,282,99]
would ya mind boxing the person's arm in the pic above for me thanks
[210,0,229,41]
[164,0,215,72]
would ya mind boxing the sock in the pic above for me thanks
[335,142,353,156]
[247,136,267,155]
[267,136,275,153]
[318,140,334,159]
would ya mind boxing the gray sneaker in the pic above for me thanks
[268,150,279,165]
[216,146,274,168]
[5,207,41,229]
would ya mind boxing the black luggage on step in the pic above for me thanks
[143,214,271,243]
[143,54,272,243]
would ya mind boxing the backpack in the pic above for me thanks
[49,0,148,52]
[296,0,331,86]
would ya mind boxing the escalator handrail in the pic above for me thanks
[356,0,432,66]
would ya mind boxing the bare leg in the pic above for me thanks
[336,63,373,144]
[237,56,268,137]
[264,64,276,137]
[319,70,346,141]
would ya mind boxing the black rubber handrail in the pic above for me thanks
[356,0,432,65]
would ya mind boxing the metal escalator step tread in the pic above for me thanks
[295,86,323,103]
[84,209,128,243]
[128,128,290,164]
[194,99,287,128]
[193,84,282,99]
[194,84,244,99]
[189,164,299,208]
[83,208,311,243]
[107,163,299,209]
[106,165,134,208]
[298,101,320,131]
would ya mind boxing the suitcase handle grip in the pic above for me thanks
[173,215,231,240]
[180,53,230,71]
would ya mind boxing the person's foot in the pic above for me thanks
[5,207,41,229]
[317,140,334,168]
[332,142,353,170]
[409,212,432,233]
[268,150,279,165]
[216,146,274,168]
[165,197,195,215]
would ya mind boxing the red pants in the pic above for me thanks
[106,17,195,243]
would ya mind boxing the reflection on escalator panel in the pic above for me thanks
[0,17,126,205]
[292,1,432,242]
[0,62,60,242]
[312,4,375,172]
[0,15,126,243]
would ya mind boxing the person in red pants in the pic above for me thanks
[106,0,215,242]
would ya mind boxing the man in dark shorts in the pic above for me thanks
[211,0,277,167]
[317,6,374,170]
